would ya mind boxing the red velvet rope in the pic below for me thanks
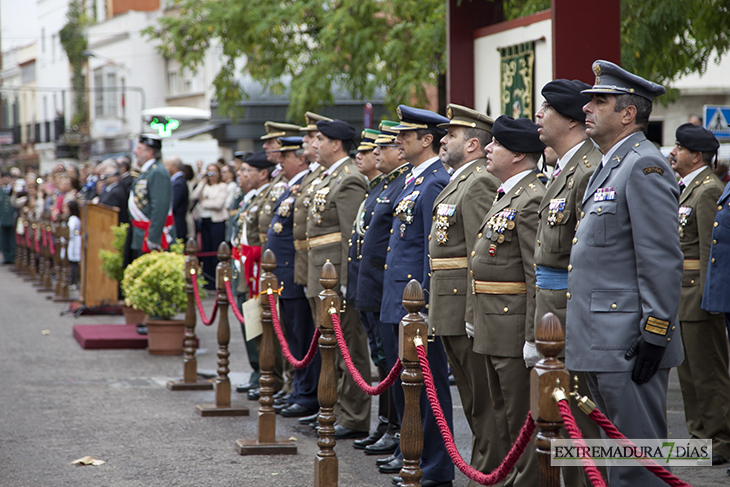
[330,311,403,396]
[223,279,247,325]
[195,251,219,257]
[190,272,218,326]
[49,233,55,256]
[588,408,692,487]
[555,400,607,487]
[416,344,536,485]
[41,228,47,246]
[266,293,320,369]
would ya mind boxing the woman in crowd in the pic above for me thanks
[191,163,228,288]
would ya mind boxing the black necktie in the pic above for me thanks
[496,188,505,201]
[678,181,686,193]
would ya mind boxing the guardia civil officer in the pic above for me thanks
[565,61,683,487]
[533,79,603,486]
[430,104,501,485]
[265,137,321,418]
[668,123,730,465]
[381,106,454,487]
[307,119,372,439]
[354,122,410,456]
[467,116,545,486]
[125,134,174,265]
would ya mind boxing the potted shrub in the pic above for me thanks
[99,224,147,324]
[121,247,202,355]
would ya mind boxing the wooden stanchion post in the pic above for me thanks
[236,249,296,455]
[42,219,54,291]
[20,217,29,275]
[55,217,72,302]
[399,280,427,487]
[52,220,63,300]
[168,238,213,391]
[37,217,53,292]
[530,312,570,487]
[26,217,38,281]
[196,242,249,416]
[313,260,338,487]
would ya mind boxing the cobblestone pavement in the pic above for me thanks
[0,265,723,486]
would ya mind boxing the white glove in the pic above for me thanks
[419,311,429,325]
[523,341,542,368]
[146,238,162,251]
[465,322,474,338]
[340,285,347,296]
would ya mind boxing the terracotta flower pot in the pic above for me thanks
[145,319,186,355]
[122,305,148,325]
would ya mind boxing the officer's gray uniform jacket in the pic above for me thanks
[565,131,684,372]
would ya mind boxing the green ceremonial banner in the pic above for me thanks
[500,42,535,120]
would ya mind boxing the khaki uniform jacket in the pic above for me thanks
[468,171,545,357]
[305,159,367,298]
[293,166,326,286]
[678,166,724,321]
[243,184,270,247]
[533,140,599,329]
[428,159,499,335]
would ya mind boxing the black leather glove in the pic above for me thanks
[624,336,666,384]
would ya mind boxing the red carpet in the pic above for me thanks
[73,324,148,350]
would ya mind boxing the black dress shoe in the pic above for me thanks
[378,456,403,474]
[273,402,289,413]
[136,324,147,335]
[273,389,288,400]
[392,476,402,486]
[298,412,319,425]
[376,454,397,466]
[247,387,260,401]
[713,453,727,465]
[281,403,317,418]
[364,432,399,455]
[235,381,257,393]
[353,421,388,449]
[333,424,368,440]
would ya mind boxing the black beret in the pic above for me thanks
[139,134,162,149]
[541,79,592,122]
[492,116,546,153]
[676,123,720,152]
[244,150,275,169]
[316,119,357,141]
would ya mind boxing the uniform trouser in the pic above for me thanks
[586,369,670,487]
[361,310,398,428]
[678,315,730,460]
[483,355,538,487]
[535,287,606,486]
[382,322,455,483]
[442,335,504,487]
[279,297,320,412]
[310,297,371,432]
[0,225,15,263]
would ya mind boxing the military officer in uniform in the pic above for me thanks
[381,106,454,487]
[264,136,321,418]
[668,123,730,465]
[307,119,372,439]
[429,104,501,485]
[126,134,174,264]
[0,172,17,263]
[533,79,603,486]
[353,121,409,456]
[467,116,545,486]
[566,61,683,487]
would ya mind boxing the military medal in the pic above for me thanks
[277,197,294,218]
[547,198,566,227]
[269,182,287,201]
[486,208,517,243]
[488,244,496,256]
[435,204,456,245]
[395,192,420,226]
[400,223,406,238]
[678,206,692,237]
[273,222,283,234]
[594,187,616,202]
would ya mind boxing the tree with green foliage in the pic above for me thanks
[144,0,445,120]
[147,0,729,120]
[59,0,90,129]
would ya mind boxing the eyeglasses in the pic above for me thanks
[99,172,119,181]
[206,171,217,177]
[540,101,552,112]
[378,144,398,148]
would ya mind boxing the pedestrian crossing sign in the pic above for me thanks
[703,105,730,139]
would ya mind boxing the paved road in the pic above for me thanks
[0,265,724,486]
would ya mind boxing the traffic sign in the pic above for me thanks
[703,105,730,139]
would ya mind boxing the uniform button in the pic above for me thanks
[387,246,390,251]
[572,238,578,244]
[352,230,355,234]
[671,326,676,331]
[567,264,573,271]
[384,264,388,270]
[712,258,716,263]
[371,212,374,216]
[470,270,474,276]
[713,239,717,245]
[285,262,289,265]
[478,233,482,238]
[453,289,458,294]
[390,229,394,234]
[471,251,475,257]
[407,274,412,279]
[428,272,431,277]
[667,337,671,342]
[503,307,509,313]
[566,292,571,299]
[293,223,297,227]
[348,257,351,262]
[432,216,436,221]
[715,222,719,227]
[537,240,541,246]
[425,304,429,309]
[428,235,431,240]
[611,303,617,309]
[306,217,310,221]
[690,279,695,285]
[581,211,585,218]
[358,255,362,259]
[533,263,537,269]
[294,208,298,212]
[535,284,539,290]
[720,206,723,211]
